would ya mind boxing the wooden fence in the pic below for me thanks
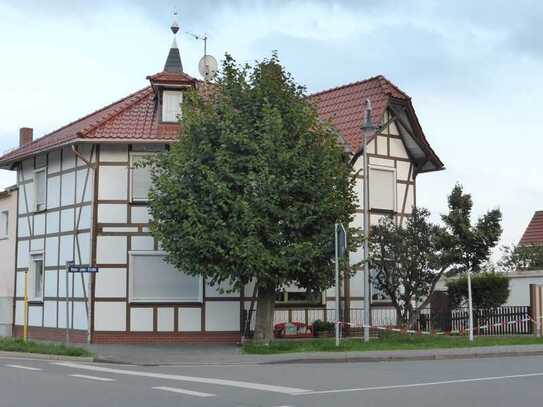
[451,306,532,335]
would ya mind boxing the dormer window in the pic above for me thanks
[162,90,183,122]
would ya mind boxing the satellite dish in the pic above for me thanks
[198,54,218,81]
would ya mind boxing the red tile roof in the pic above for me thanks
[519,211,543,246]
[0,74,442,171]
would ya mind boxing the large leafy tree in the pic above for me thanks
[147,54,357,343]
[369,185,502,328]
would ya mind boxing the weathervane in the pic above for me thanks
[172,11,217,81]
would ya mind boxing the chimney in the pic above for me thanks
[19,127,33,146]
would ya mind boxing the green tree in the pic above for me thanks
[369,208,445,327]
[441,184,503,276]
[498,244,543,272]
[369,185,502,328]
[147,54,358,343]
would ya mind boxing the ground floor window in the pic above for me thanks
[129,251,202,303]
[276,287,323,305]
[29,253,44,301]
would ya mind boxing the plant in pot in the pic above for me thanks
[312,320,335,337]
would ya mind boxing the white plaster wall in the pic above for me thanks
[94,302,126,331]
[46,211,59,234]
[130,308,153,331]
[60,172,76,207]
[376,135,388,156]
[100,144,128,162]
[46,176,60,209]
[98,166,128,200]
[206,279,239,297]
[178,307,202,332]
[62,147,76,170]
[44,270,57,297]
[76,169,92,203]
[131,235,154,251]
[77,232,91,264]
[59,234,74,265]
[131,206,150,224]
[157,307,174,331]
[48,150,61,174]
[96,236,127,264]
[95,268,127,298]
[76,205,92,230]
[205,302,240,331]
[43,301,57,328]
[60,208,75,232]
[98,204,127,224]
[45,237,59,267]
[28,305,43,327]
[506,274,543,306]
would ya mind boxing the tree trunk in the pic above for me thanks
[253,285,276,344]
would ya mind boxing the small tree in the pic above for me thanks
[369,208,446,327]
[147,53,358,343]
[447,273,510,309]
[369,184,502,328]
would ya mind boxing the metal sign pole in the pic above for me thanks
[335,224,340,347]
[65,261,73,345]
[23,271,29,342]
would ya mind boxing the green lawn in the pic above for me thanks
[243,334,543,355]
[0,337,93,357]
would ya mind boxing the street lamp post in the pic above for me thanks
[467,269,474,341]
[361,98,374,343]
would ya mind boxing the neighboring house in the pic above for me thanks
[0,26,443,343]
[0,186,17,337]
[519,211,543,246]
[503,211,543,306]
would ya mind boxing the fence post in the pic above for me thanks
[530,284,543,338]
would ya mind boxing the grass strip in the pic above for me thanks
[0,337,93,357]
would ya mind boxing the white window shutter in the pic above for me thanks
[370,168,395,211]
[162,91,183,122]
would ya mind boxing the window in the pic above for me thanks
[33,168,47,212]
[369,167,395,211]
[129,251,202,303]
[276,287,323,305]
[130,153,153,202]
[162,90,183,122]
[29,254,44,301]
[0,210,7,239]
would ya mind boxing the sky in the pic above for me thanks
[0,0,542,253]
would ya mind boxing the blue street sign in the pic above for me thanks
[67,265,99,273]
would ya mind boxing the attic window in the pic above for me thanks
[162,90,183,122]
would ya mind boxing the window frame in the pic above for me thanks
[128,250,203,303]
[275,286,325,307]
[0,209,8,239]
[29,252,44,302]
[368,165,397,212]
[129,152,154,203]
[33,167,47,212]
[161,89,183,123]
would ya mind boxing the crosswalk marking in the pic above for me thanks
[69,374,116,382]
[6,364,42,371]
[153,386,215,397]
[54,362,310,395]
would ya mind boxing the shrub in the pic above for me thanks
[447,272,510,309]
[312,319,335,333]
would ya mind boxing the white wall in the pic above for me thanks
[505,271,543,306]
[0,189,17,336]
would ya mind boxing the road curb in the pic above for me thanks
[0,351,94,363]
[261,349,543,365]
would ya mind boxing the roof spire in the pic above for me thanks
[163,11,183,73]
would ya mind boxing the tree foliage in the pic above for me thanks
[447,273,510,309]
[498,244,543,272]
[369,208,446,327]
[369,184,502,328]
[147,53,358,343]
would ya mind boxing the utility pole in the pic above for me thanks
[361,98,374,343]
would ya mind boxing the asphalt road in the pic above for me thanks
[1,355,543,406]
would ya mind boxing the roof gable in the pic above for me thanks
[519,211,543,246]
[308,75,443,173]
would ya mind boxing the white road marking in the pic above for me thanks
[5,364,42,371]
[299,372,543,395]
[54,362,310,395]
[153,386,215,398]
[69,374,116,382]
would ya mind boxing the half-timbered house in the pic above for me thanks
[0,28,443,343]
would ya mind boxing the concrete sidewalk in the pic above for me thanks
[82,343,543,366]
